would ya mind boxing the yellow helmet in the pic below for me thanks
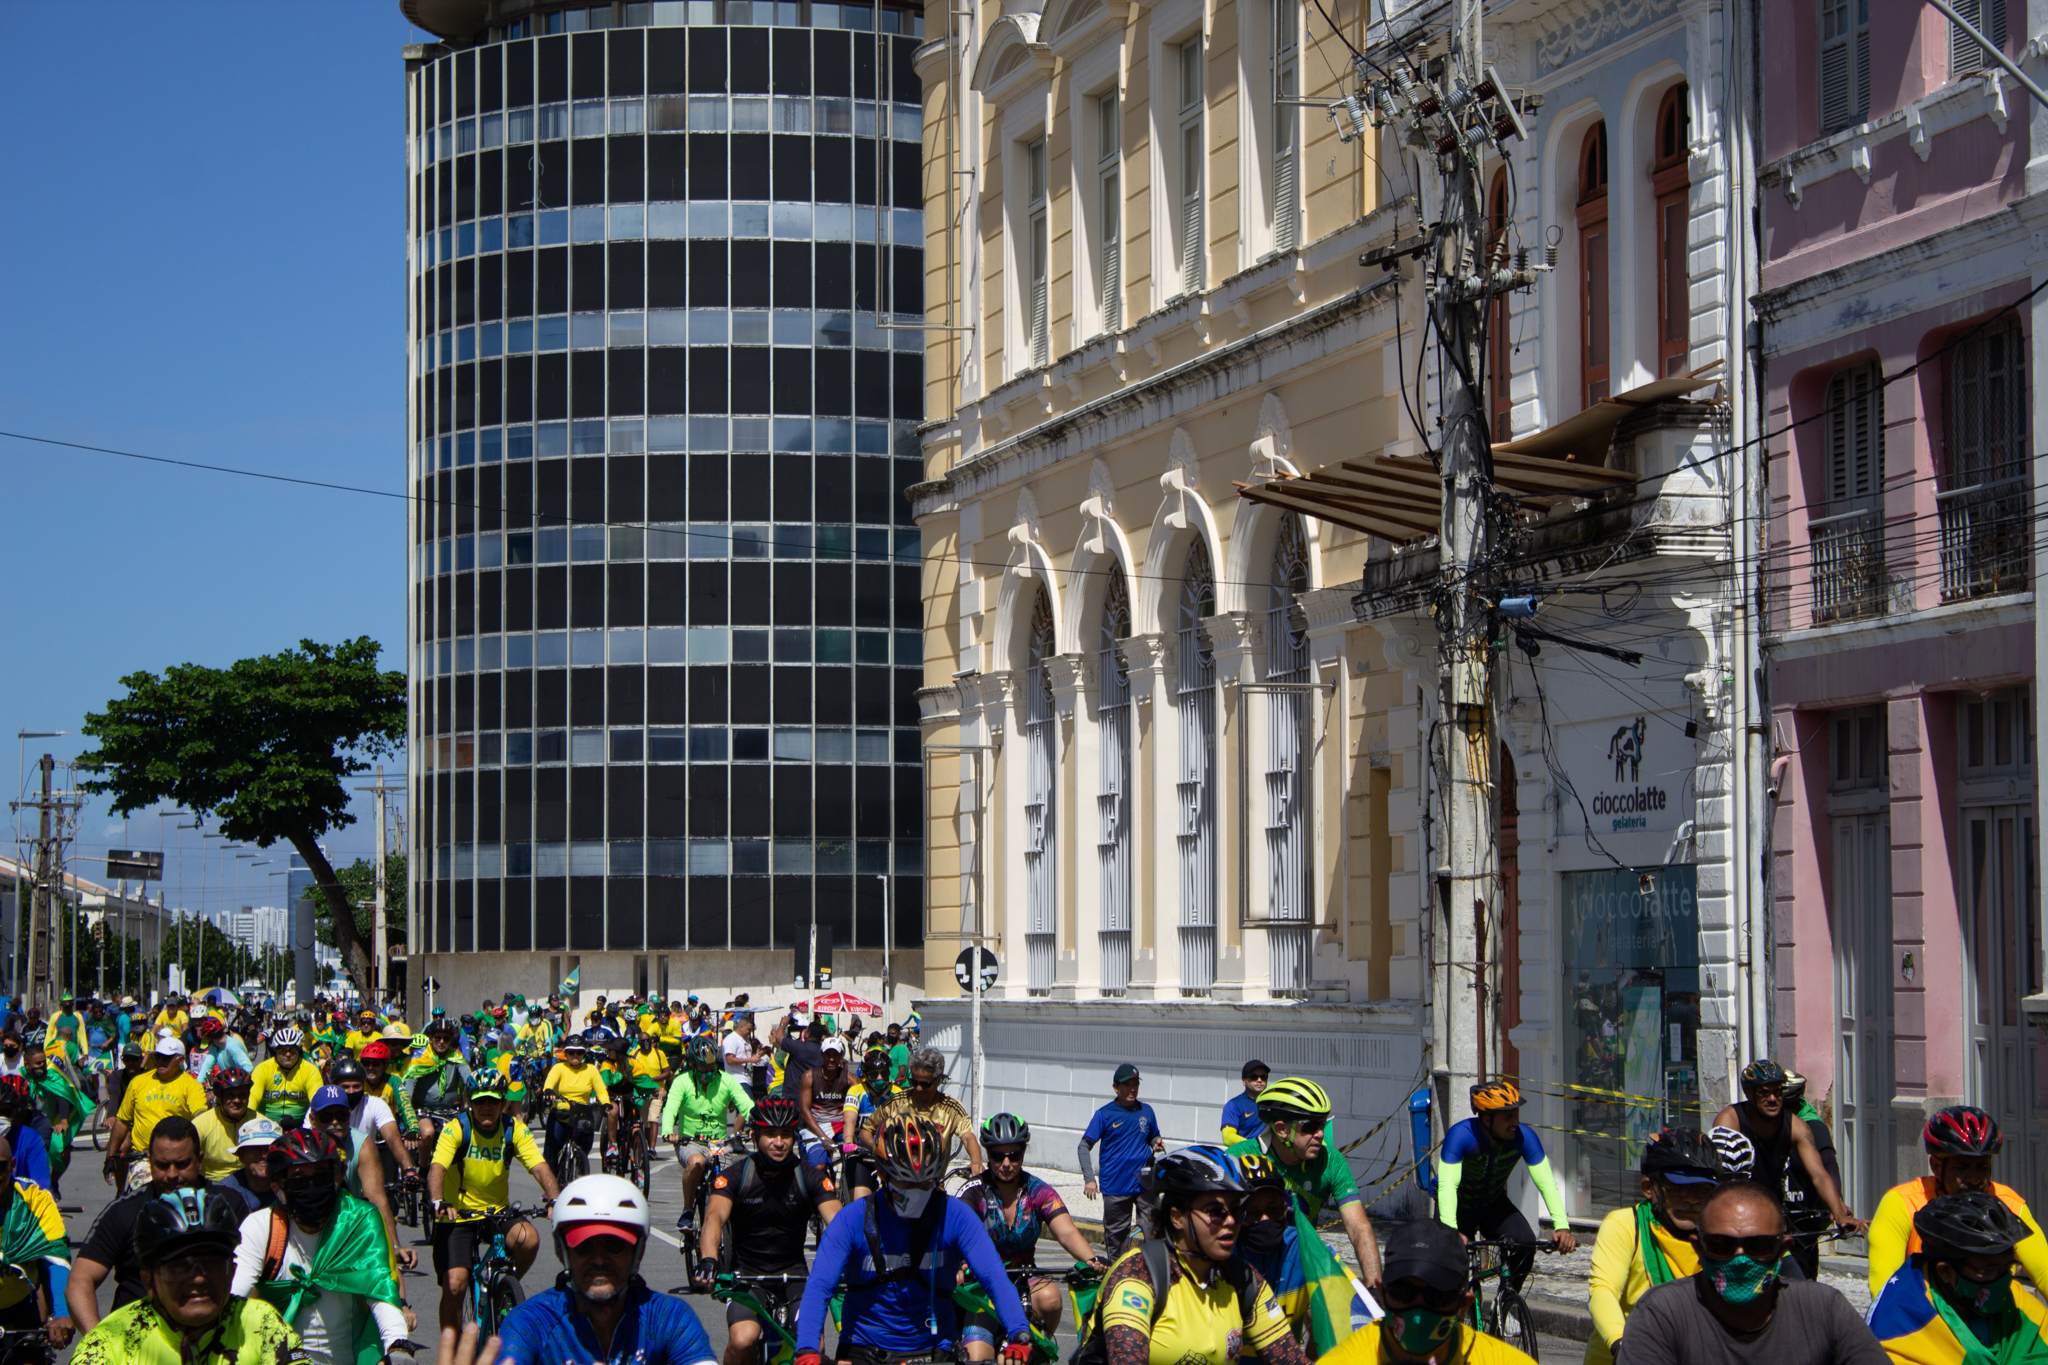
[1470,1079,1523,1112]
[1256,1076,1333,1123]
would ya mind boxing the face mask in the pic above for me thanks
[1701,1253,1779,1305]
[888,1185,934,1220]
[1386,1307,1457,1358]
[1942,1270,2015,1318]
[284,1181,341,1229]
[1238,1220,1286,1255]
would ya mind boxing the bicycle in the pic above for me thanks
[677,1136,746,1288]
[552,1101,606,1179]
[440,1203,550,1336]
[615,1091,658,1195]
[708,1271,804,1360]
[954,1262,1101,1364]
[1464,1240,1542,1363]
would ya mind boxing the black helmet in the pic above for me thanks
[1147,1147,1244,1200]
[1641,1127,1726,1183]
[134,1187,242,1268]
[327,1057,367,1085]
[1740,1059,1788,1089]
[428,1018,459,1038]
[751,1098,802,1131]
[981,1113,1030,1148]
[1925,1106,2003,1158]
[1916,1191,2024,1260]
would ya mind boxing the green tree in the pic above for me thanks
[80,638,405,994]
[302,853,407,950]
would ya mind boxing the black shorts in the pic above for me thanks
[432,1214,529,1277]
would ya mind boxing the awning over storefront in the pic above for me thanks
[1233,368,1720,542]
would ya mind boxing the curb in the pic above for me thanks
[1522,1293,1594,1344]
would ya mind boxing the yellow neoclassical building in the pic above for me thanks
[904,0,1432,1156]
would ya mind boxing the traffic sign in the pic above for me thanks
[106,849,164,882]
[953,946,999,993]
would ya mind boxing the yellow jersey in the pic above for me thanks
[1584,1203,1701,1365]
[249,1056,324,1122]
[630,1048,669,1086]
[1320,1321,1536,1365]
[1099,1244,1295,1365]
[542,1062,611,1108]
[432,1115,546,1212]
[192,1107,244,1182]
[115,1070,208,1153]
[1869,1175,2048,1294]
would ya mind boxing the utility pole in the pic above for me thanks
[10,756,83,1015]
[1354,1,1536,1130]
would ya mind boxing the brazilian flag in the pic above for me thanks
[27,1065,91,1178]
[1261,1198,1377,1355]
[253,1194,402,1365]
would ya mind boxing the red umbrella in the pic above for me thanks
[797,990,882,1017]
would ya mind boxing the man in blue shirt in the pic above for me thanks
[496,1173,717,1365]
[796,1112,1030,1365]
[1221,1059,1269,1146]
[1078,1063,1165,1257]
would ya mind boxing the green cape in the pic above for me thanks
[253,1195,400,1365]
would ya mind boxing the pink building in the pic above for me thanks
[1759,1,2044,1217]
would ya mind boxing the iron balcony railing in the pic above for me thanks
[1937,476,2031,602]
[1810,501,1887,624]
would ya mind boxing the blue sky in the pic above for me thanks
[0,4,436,917]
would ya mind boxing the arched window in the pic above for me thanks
[1023,589,1057,994]
[1578,121,1610,407]
[1176,541,1218,995]
[1097,566,1133,995]
[1265,514,1311,994]
[1654,86,1691,377]
[1488,166,1513,439]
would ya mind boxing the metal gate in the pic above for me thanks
[1963,803,2043,1209]
[1831,812,1893,1215]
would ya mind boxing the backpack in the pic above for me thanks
[1071,1240,1254,1365]
[258,1207,291,1285]
[854,1190,949,1288]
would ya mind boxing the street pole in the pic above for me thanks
[876,875,891,1008]
[29,756,53,1015]
[373,766,388,1008]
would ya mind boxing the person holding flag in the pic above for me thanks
[1230,1150,1374,1357]
[229,1128,414,1365]
[23,1044,89,1191]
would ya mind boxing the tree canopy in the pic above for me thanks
[80,637,406,993]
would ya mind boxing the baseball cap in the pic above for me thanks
[1381,1220,1468,1294]
[562,1221,645,1248]
[153,1037,187,1058]
[821,1037,847,1055]
[236,1117,285,1150]
[1114,1063,1141,1084]
[1242,1059,1270,1078]
[310,1085,351,1112]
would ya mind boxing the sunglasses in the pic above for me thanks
[990,1149,1026,1163]
[1190,1200,1241,1224]
[1381,1282,1462,1314]
[154,1252,230,1280]
[1698,1233,1788,1261]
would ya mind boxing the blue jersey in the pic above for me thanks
[1439,1117,1547,1207]
[1221,1091,1264,1143]
[797,1193,1028,1354]
[1083,1100,1160,1198]
[496,1282,716,1365]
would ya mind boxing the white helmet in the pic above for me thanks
[552,1174,652,1271]
[270,1027,304,1049]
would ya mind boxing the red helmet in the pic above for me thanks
[1926,1106,2003,1157]
[267,1127,342,1175]
[358,1040,393,1061]
[197,1017,226,1039]
[0,1077,30,1105]
[210,1066,252,1091]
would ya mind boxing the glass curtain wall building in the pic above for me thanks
[402,0,927,991]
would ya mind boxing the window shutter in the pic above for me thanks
[1030,212,1050,367]
[1102,223,1121,331]
[1274,144,1298,252]
[1950,0,2006,76]
[1827,363,1882,503]
[1818,0,1869,135]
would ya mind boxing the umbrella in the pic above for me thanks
[795,990,881,1017]
[203,987,240,1007]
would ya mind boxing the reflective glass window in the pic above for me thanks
[772,841,812,874]
[611,728,645,762]
[537,208,570,245]
[649,310,689,345]
[732,97,770,131]
[571,728,605,763]
[572,206,607,242]
[856,730,890,762]
[507,632,534,665]
[772,629,811,661]
[573,101,607,137]
[571,629,605,664]
[536,730,568,763]
[537,528,569,562]
[537,316,569,351]
[610,840,644,874]
[689,96,728,130]
[689,628,729,662]
[481,113,503,149]
[649,728,689,761]
[817,628,852,661]
[610,526,645,559]
[507,109,536,142]
[508,320,535,352]
[536,631,570,665]
[572,420,605,454]
[506,732,534,765]
[733,839,769,873]
[611,312,646,346]
[816,728,853,761]
[648,628,688,663]
[691,841,730,875]
[691,729,728,760]
[733,204,770,237]
[537,422,570,457]
[571,527,607,562]
[480,636,503,670]
[572,313,606,348]
[733,730,770,761]
[610,205,645,239]
[610,99,645,134]
[772,525,811,558]
[731,526,771,558]
[732,630,770,662]
[481,322,503,358]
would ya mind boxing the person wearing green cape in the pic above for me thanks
[1872,1191,2048,1365]
[229,1128,417,1365]
[24,1043,90,1186]
[0,1133,75,1347]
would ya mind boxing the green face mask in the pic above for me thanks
[1942,1270,2016,1318]
[1701,1253,1780,1305]
[1387,1306,1458,1358]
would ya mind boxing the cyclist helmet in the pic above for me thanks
[1916,1191,2024,1259]
[271,1027,305,1050]
[327,1057,367,1085]
[1234,1151,1285,1190]
[874,1113,952,1185]
[981,1113,1031,1149]
[210,1065,252,1092]
[1256,1077,1333,1123]
[1641,1127,1725,1183]
[751,1097,803,1132]
[1739,1059,1787,1089]
[562,1037,589,1056]
[553,1173,653,1271]
[470,1077,508,1102]
[196,1016,226,1040]
[686,1034,720,1069]
[358,1040,393,1062]
[1470,1080,1524,1112]
[1709,1126,1756,1178]
[1925,1105,2004,1157]
[1782,1071,1809,1104]
[1149,1146,1245,1200]
[428,1018,458,1039]
[134,1187,242,1268]
[0,1077,32,1107]
[268,1127,343,1174]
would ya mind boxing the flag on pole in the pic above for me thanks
[1265,1198,1379,1354]
[557,966,580,1000]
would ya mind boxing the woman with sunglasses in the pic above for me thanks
[1092,1147,1307,1365]
[958,1115,1104,1361]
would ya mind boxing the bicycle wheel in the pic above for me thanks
[636,1133,653,1195]
[569,1141,589,1179]
[1489,1286,1541,1363]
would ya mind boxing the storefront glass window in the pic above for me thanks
[1562,864,1702,1212]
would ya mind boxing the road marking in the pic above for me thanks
[651,1226,685,1249]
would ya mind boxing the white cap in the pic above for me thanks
[821,1037,847,1055]
[237,1117,285,1149]
[153,1036,187,1058]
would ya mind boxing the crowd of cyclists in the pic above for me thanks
[0,987,2029,1365]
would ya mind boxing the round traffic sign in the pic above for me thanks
[953,946,999,993]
